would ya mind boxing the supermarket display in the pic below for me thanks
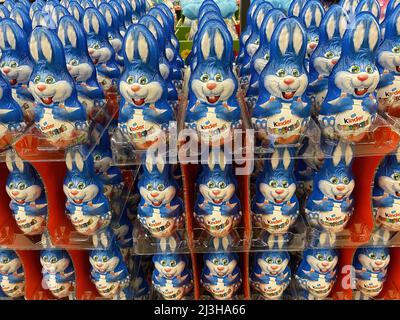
[1,0,400,303]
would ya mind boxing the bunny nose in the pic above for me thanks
[309,43,317,49]
[37,84,46,92]
[70,190,79,196]
[275,189,284,195]
[375,261,383,266]
[283,77,295,85]
[271,265,278,270]
[2,67,10,74]
[150,192,159,197]
[357,74,369,82]
[164,267,171,272]
[331,59,338,65]
[12,191,19,196]
[206,82,217,90]
[131,84,140,92]
[336,185,345,191]
[88,48,95,54]
[217,266,225,271]
[212,190,220,195]
[67,65,72,71]
[322,262,329,267]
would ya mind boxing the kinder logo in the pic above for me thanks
[129,124,145,131]
[326,215,343,222]
[273,119,291,127]
[41,123,55,130]
[201,122,218,130]
[343,115,363,124]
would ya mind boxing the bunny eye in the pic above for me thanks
[266,257,273,263]
[343,177,350,184]
[33,75,41,84]
[161,260,167,266]
[214,73,223,82]
[146,183,153,191]
[93,255,99,262]
[8,183,14,189]
[0,62,5,67]
[255,39,260,45]
[108,34,113,40]
[314,37,319,42]
[2,257,9,264]
[392,46,400,54]
[269,180,278,188]
[170,260,176,267]
[207,181,215,188]
[366,65,374,74]
[330,177,339,184]
[222,258,228,265]
[18,183,26,190]
[324,51,334,59]
[316,254,324,261]
[157,184,165,191]
[368,252,377,259]
[45,76,55,84]
[381,254,386,260]
[327,255,333,262]
[70,59,79,66]
[102,256,109,262]
[138,76,148,85]
[212,258,219,265]
[264,53,270,62]
[93,43,101,49]
[292,69,300,77]
[276,69,286,77]
[43,256,49,262]
[349,65,361,74]
[126,76,134,84]
[93,154,102,161]
[10,61,18,68]
[218,181,226,189]
[77,182,85,189]
[50,257,57,263]
[392,172,400,180]
[276,258,282,264]
[200,73,209,82]
[282,181,289,188]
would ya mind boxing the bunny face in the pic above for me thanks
[90,254,120,274]
[28,27,75,106]
[299,0,324,58]
[83,8,115,65]
[377,169,400,197]
[153,257,187,279]
[0,19,33,87]
[319,170,355,201]
[355,247,390,273]
[259,176,296,204]
[139,180,177,207]
[199,177,235,205]
[262,19,308,100]
[120,24,164,106]
[377,46,400,74]
[255,252,290,275]
[40,250,71,274]
[306,249,339,273]
[6,175,43,204]
[0,251,21,274]
[63,174,99,204]
[0,275,25,298]
[204,253,238,277]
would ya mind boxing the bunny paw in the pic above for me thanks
[9,122,27,133]
[75,121,88,131]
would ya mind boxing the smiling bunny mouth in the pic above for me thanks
[92,58,99,65]
[396,66,400,72]
[354,88,369,96]
[9,79,17,86]
[132,98,145,106]
[282,91,296,99]
[206,95,220,104]
[334,194,345,201]
[41,96,54,105]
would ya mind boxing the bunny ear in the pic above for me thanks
[368,18,380,51]
[315,6,323,27]
[304,7,312,27]
[344,144,353,166]
[156,155,165,173]
[57,23,66,45]
[292,3,301,16]
[326,14,336,40]
[292,24,304,55]
[213,28,225,61]
[40,32,53,63]
[74,151,84,172]
[271,149,280,170]
[65,151,73,171]
[83,12,90,33]
[91,12,100,34]
[218,151,226,171]
[103,7,113,26]
[124,31,134,62]
[282,149,291,170]
[137,32,149,64]
[352,19,365,53]
[278,25,289,55]
[5,25,16,50]
[255,8,265,29]
[145,155,154,172]
[13,12,24,29]
[265,16,275,42]
[29,33,39,62]
[200,30,211,60]
[67,23,78,48]
[207,152,216,171]
[332,144,343,167]
[339,14,348,38]
[5,151,13,172]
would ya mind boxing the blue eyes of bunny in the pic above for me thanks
[200,73,224,82]
[348,65,374,74]
[207,181,226,189]
[146,183,165,191]
[276,69,300,78]
[266,257,283,264]
[392,46,400,54]
[67,182,86,189]
[42,256,58,263]
[315,254,333,261]
[33,76,55,84]
[391,172,400,180]
[126,76,148,85]
[269,180,289,188]
[212,258,228,265]
[329,177,350,184]
[8,182,27,190]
